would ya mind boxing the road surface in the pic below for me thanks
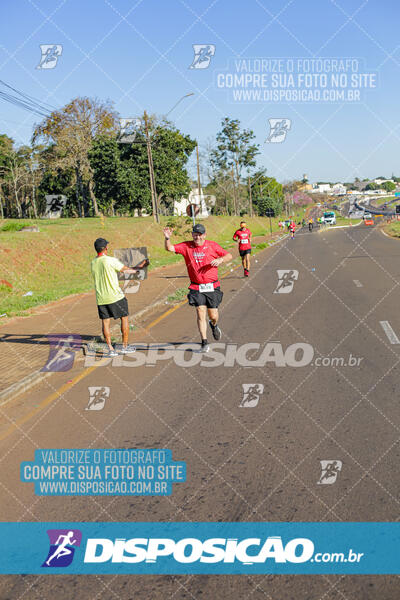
[0,223,399,599]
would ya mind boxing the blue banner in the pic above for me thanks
[0,522,398,574]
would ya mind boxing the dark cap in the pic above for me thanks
[192,223,206,234]
[94,238,109,252]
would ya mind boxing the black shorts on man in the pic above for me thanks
[187,287,223,308]
[97,297,129,320]
[239,248,251,257]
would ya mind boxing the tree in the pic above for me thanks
[210,118,260,215]
[252,174,284,216]
[365,182,378,190]
[0,139,39,218]
[382,180,396,192]
[89,136,126,215]
[116,117,196,216]
[257,196,279,217]
[151,122,196,213]
[32,97,119,216]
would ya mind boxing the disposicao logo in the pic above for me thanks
[83,536,314,564]
[42,529,82,567]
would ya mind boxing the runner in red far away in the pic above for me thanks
[233,221,252,277]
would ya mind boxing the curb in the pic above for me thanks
[380,227,400,240]
[317,221,362,233]
[0,295,174,406]
[0,371,53,406]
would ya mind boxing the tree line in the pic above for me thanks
[0,97,299,219]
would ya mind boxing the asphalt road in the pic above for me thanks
[0,223,399,599]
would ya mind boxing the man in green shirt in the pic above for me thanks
[91,238,137,357]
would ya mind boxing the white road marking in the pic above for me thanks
[380,321,400,344]
[353,280,363,287]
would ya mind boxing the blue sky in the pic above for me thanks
[0,0,399,183]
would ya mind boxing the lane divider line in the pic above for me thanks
[380,321,400,345]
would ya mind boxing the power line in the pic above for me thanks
[0,79,56,111]
[0,79,53,118]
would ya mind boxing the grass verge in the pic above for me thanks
[0,213,300,317]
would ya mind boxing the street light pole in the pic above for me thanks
[165,93,194,118]
[143,110,158,224]
[144,93,194,223]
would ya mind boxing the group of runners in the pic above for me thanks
[90,221,256,354]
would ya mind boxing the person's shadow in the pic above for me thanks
[0,333,93,351]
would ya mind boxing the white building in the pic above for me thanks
[373,178,394,185]
[311,183,332,194]
[174,188,215,218]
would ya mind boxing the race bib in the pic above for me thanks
[240,239,249,244]
[199,283,214,293]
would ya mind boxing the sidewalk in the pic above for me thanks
[0,233,284,399]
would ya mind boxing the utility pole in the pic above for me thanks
[143,111,159,224]
[248,176,253,217]
[231,167,238,216]
[196,144,202,216]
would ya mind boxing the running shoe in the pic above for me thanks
[200,340,210,353]
[209,320,222,340]
[119,345,136,354]
[244,269,249,277]
[105,349,118,357]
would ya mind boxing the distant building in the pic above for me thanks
[374,178,394,185]
[311,183,332,193]
[174,188,216,217]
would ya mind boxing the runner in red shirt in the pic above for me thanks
[289,220,296,239]
[233,221,252,277]
[163,223,233,352]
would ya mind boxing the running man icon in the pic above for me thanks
[42,529,82,567]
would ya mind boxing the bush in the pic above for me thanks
[1,221,32,232]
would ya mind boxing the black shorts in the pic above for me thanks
[97,297,129,320]
[239,248,251,257]
[187,287,223,308]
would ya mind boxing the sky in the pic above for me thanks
[0,0,399,184]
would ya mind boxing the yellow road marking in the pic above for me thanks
[0,366,97,442]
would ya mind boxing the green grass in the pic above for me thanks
[1,221,36,232]
[384,221,400,238]
[0,212,305,317]
[167,287,188,304]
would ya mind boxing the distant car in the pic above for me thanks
[364,218,374,226]
[363,212,372,219]
[323,211,336,225]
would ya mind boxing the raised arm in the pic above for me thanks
[163,227,175,252]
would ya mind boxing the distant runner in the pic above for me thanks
[308,218,314,232]
[289,220,296,239]
[163,224,232,353]
[233,221,252,277]
[91,238,140,357]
